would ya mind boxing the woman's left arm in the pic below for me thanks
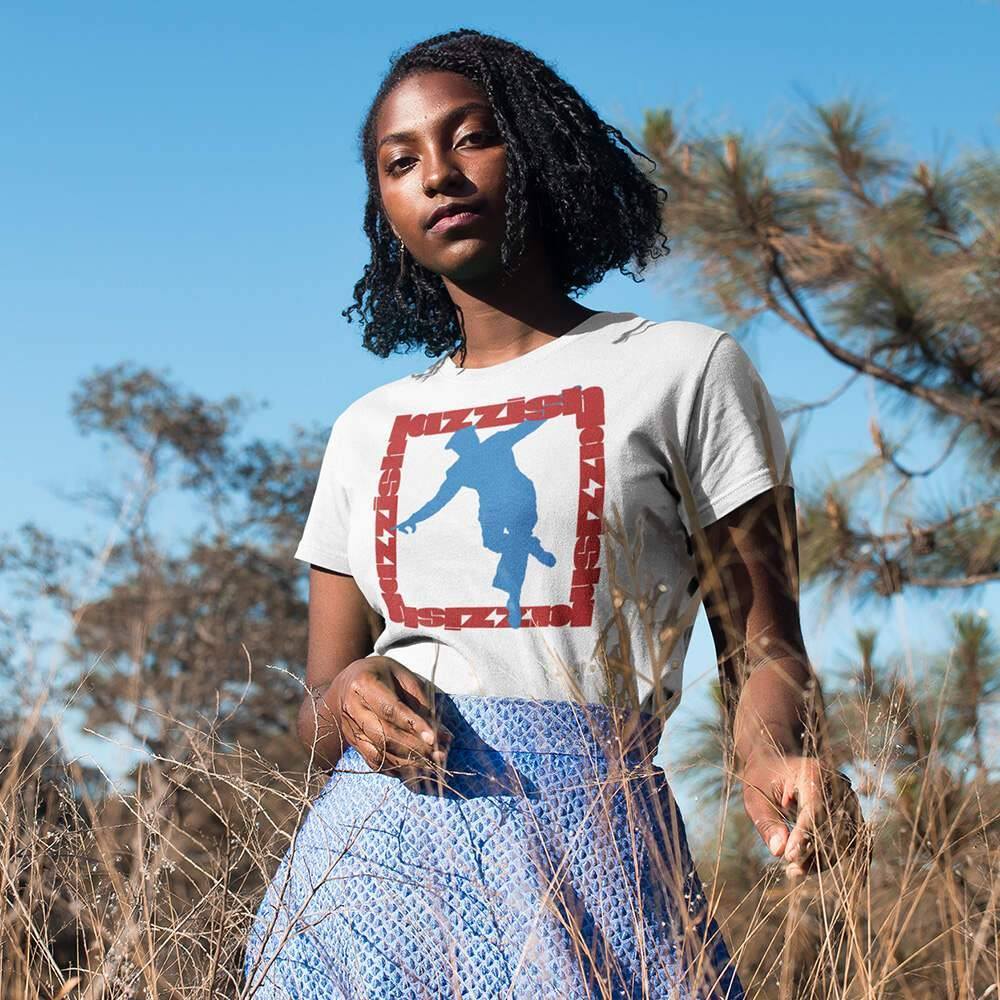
[693,484,863,877]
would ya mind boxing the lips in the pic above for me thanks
[425,199,486,231]
[428,211,484,234]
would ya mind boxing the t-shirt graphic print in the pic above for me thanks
[381,383,605,633]
[295,311,794,722]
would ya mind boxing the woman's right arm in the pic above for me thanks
[295,564,376,769]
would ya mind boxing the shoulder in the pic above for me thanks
[612,314,729,382]
[645,317,727,359]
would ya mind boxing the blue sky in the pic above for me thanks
[2,3,997,832]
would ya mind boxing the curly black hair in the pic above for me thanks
[342,28,670,363]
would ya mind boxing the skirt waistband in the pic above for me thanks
[426,693,659,759]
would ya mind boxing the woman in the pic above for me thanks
[244,28,862,999]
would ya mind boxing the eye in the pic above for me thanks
[460,130,495,144]
[383,130,498,175]
[385,155,414,176]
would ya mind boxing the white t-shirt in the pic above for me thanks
[294,311,794,722]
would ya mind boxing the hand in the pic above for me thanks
[740,750,864,877]
[326,656,452,785]
[394,519,417,534]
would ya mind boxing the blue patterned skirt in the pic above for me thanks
[244,694,745,999]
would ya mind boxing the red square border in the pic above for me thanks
[372,384,607,630]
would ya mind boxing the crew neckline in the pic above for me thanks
[440,310,617,379]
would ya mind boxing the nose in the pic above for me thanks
[421,145,468,195]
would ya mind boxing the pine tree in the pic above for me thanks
[644,97,1000,995]
[637,98,999,604]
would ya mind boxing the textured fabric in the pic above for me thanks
[244,694,746,999]
[293,311,793,718]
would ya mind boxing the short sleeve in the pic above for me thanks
[678,332,794,534]
[293,413,354,574]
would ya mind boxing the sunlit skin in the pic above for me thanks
[371,69,863,877]
[374,69,598,368]
[696,489,864,878]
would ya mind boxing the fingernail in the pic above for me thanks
[422,730,435,745]
[769,832,784,855]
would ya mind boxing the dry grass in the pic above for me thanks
[2,392,996,998]
[2,656,998,998]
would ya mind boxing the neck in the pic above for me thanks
[442,243,595,369]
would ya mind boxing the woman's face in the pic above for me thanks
[374,70,510,282]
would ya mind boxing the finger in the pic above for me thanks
[784,769,862,875]
[355,730,432,772]
[359,714,439,767]
[399,756,454,794]
[342,710,398,769]
[398,762,435,791]
[784,779,826,869]
[391,665,453,746]
[341,702,431,771]
[742,770,792,858]
[357,677,445,757]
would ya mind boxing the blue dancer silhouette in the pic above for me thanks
[392,420,556,628]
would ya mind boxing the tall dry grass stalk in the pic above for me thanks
[2,410,997,999]
[4,540,997,997]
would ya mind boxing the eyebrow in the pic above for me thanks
[377,101,495,152]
